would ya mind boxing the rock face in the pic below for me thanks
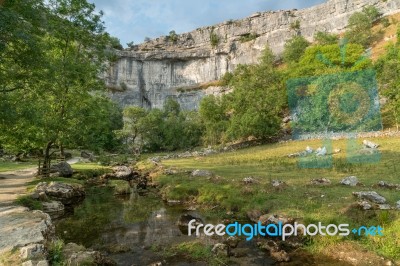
[0,206,54,254]
[105,0,400,110]
[35,182,85,205]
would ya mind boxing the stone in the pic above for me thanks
[62,243,115,266]
[224,236,240,248]
[177,214,203,229]
[247,209,263,223]
[191,169,213,177]
[315,147,327,156]
[376,181,400,190]
[259,214,292,226]
[20,244,45,260]
[378,204,391,210]
[35,182,85,205]
[363,140,379,149]
[0,206,54,254]
[111,165,133,180]
[358,201,372,210]
[80,151,94,160]
[242,176,256,184]
[353,191,386,204]
[50,162,73,177]
[271,180,287,189]
[396,200,400,210]
[310,178,331,185]
[211,243,227,256]
[340,176,359,186]
[271,250,290,262]
[22,260,49,266]
[41,201,65,219]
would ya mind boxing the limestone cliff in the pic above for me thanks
[105,0,400,110]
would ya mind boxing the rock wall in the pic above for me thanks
[105,0,400,110]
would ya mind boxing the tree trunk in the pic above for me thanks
[41,141,53,177]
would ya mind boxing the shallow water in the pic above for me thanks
[55,186,274,265]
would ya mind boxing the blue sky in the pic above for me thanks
[90,0,326,47]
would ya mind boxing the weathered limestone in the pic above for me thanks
[105,0,400,110]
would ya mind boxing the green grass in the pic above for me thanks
[0,161,36,172]
[152,136,400,262]
[15,195,43,210]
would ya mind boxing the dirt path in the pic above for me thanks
[0,158,81,207]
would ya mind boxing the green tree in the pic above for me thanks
[314,31,339,45]
[199,95,228,144]
[224,48,285,140]
[345,11,373,47]
[283,36,310,63]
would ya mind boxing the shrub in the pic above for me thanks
[210,29,219,47]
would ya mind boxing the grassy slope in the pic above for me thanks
[0,161,36,172]
[153,136,400,261]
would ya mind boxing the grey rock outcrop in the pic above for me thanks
[353,191,387,204]
[340,176,359,186]
[105,0,400,110]
[50,162,73,177]
[0,206,54,254]
[35,182,85,205]
[42,200,65,219]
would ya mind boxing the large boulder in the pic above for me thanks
[353,191,386,204]
[50,162,73,177]
[112,166,133,180]
[35,182,85,205]
[0,206,54,255]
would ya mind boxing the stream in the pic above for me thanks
[54,186,274,265]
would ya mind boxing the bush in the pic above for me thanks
[168,30,178,43]
[48,239,64,266]
[210,30,219,47]
[283,36,310,63]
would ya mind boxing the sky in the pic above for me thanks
[90,0,327,47]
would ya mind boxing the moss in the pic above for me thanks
[109,180,131,195]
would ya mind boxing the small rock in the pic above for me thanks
[259,214,291,226]
[396,200,400,210]
[315,147,327,156]
[22,260,49,266]
[353,191,386,204]
[224,236,239,248]
[333,148,341,154]
[20,244,45,260]
[111,166,133,180]
[310,178,331,185]
[363,140,379,149]
[212,243,227,256]
[358,201,372,210]
[376,181,400,190]
[271,180,287,189]
[191,169,213,177]
[247,210,263,223]
[177,214,203,231]
[378,204,391,210]
[271,250,290,262]
[242,176,256,184]
[340,176,359,186]
[35,182,85,205]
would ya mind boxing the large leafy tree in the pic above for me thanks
[0,0,122,174]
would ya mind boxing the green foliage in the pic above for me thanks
[48,239,65,266]
[168,30,178,43]
[344,5,380,47]
[15,195,42,210]
[283,36,310,63]
[239,33,259,43]
[314,31,339,45]
[290,20,301,31]
[126,41,135,48]
[0,0,123,165]
[210,29,219,47]
[119,99,203,152]
[200,47,285,144]
[376,42,400,129]
[109,36,123,50]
